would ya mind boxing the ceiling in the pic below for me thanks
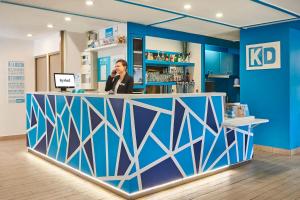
[0,0,299,41]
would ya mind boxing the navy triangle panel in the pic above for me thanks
[172,100,185,150]
[66,96,73,106]
[31,107,37,127]
[46,119,54,147]
[34,94,45,114]
[193,140,202,172]
[67,119,80,158]
[84,139,95,174]
[141,158,183,189]
[206,99,218,133]
[117,143,131,176]
[109,98,124,128]
[89,107,102,131]
[35,135,47,154]
[48,95,56,113]
[133,105,157,148]
[226,129,235,147]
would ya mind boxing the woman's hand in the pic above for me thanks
[111,69,117,77]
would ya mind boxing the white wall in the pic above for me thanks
[188,43,202,92]
[33,32,60,56]
[64,32,86,74]
[0,37,34,136]
[146,36,182,52]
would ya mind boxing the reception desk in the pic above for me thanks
[26,92,266,198]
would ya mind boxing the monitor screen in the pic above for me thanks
[54,73,75,88]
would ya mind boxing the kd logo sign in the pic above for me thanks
[246,41,281,70]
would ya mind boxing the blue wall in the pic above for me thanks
[240,21,300,150]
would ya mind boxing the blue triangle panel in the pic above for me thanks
[133,105,157,148]
[71,96,81,132]
[56,95,66,115]
[34,94,45,114]
[117,143,131,176]
[206,99,218,133]
[93,126,106,177]
[26,94,32,118]
[37,111,46,140]
[236,132,244,162]
[67,120,80,158]
[109,98,124,128]
[82,101,91,141]
[57,135,67,163]
[139,136,166,169]
[181,96,206,121]
[32,96,39,117]
[48,129,58,159]
[35,135,46,154]
[193,140,202,172]
[132,98,173,111]
[202,129,215,168]
[48,95,56,114]
[226,129,235,147]
[212,153,228,170]
[28,127,37,148]
[211,96,223,126]
[57,116,63,140]
[152,113,171,149]
[89,107,102,131]
[246,135,254,160]
[175,146,194,176]
[46,119,54,146]
[129,164,136,175]
[31,107,37,127]
[85,97,104,117]
[228,144,238,165]
[81,150,93,176]
[61,108,70,137]
[141,158,183,190]
[107,127,120,176]
[204,130,226,172]
[172,100,185,150]
[46,98,55,124]
[178,117,190,148]
[189,114,204,140]
[68,150,80,170]
[123,103,134,156]
[121,176,139,193]
[106,100,118,130]
[84,139,94,173]
[66,96,73,106]
[105,180,121,187]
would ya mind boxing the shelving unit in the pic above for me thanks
[145,60,195,67]
[145,82,176,86]
[84,43,125,52]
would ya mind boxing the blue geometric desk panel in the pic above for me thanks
[26,93,253,194]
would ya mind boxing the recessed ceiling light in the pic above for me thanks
[64,17,71,22]
[85,0,94,6]
[27,33,32,37]
[47,24,54,28]
[216,12,223,18]
[184,4,192,10]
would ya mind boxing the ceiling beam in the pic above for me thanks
[115,0,241,29]
[0,0,123,23]
[251,0,300,18]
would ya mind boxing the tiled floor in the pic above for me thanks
[1,138,300,200]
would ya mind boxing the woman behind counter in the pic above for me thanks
[105,59,134,94]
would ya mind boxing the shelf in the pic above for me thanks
[146,82,176,86]
[233,84,240,88]
[145,60,195,67]
[207,74,230,79]
[85,43,125,52]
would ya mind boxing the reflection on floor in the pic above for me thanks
[0,138,300,200]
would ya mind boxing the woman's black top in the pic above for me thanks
[105,73,134,94]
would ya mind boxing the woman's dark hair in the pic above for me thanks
[116,59,128,69]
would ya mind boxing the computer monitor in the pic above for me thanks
[54,73,75,92]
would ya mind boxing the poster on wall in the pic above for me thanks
[7,61,25,103]
[98,56,110,82]
[246,41,281,70]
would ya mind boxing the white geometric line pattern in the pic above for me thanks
[26,94,254,193]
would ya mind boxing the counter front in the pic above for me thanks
[26,92,263,198]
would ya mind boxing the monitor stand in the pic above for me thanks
[60,88,67,92]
